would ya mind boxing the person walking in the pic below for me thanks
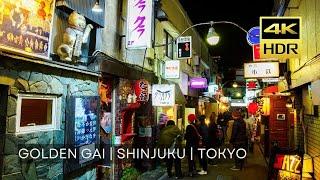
[158,120,183,178]
[217,113,228,144]
[229,111,247,171]
[208,112,218,165]
[197,115,209,175]
[185,114,200,177]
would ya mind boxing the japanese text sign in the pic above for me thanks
[244,62,279,78]
[135,79,149,102]
[165,60,180,79]
[126,0,153,49]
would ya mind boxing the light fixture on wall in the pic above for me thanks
[286,98,293,108]
[92,0,103,13]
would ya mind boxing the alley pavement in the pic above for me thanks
[160,144,268,180]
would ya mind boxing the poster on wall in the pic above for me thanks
[100,112,112,133]
[152,84,175,107]
[126,0,152,49]
[0,0,55,59]
[74,96,99,147]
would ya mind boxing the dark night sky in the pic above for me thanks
[179,0,274,72]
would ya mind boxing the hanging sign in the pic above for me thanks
[165,60,180,79]
[177,36,192,59]
[134,79,149,102]
[190,77,208,89]
[152,84,175,106]
[244,62,279,78]
[126,0,152,49]
[247,26,260,46]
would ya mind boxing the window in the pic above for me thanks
[165,30,174,59]
[16,94,60,134]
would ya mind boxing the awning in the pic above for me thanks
[97,55,158,83]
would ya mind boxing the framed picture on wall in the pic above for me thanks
[0,0,55,59]
[276,114,286,121]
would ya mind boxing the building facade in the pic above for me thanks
[0,0,217,179]
[275,0,320,178]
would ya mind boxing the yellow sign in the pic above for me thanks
[260,17,301,59]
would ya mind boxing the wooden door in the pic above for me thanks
[269,96,289,149]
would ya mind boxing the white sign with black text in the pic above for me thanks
[165,60,180,79]
[244,62,279,78]
[152,84,175,107]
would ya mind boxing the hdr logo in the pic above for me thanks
[260,17,301,59]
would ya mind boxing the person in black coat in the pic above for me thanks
[229,111,247,170]
[208,112,218,165]
[185,114,200,177]
[197,115,209,175]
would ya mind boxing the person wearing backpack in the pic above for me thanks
[158,120,183,178]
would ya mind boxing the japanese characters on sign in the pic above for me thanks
[152,84,175,107]
[244,62,279,78]
[126,0,153,49]
[165,60,180,79]
[134,79,149,102]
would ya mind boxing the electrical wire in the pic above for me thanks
[154,21,251,48]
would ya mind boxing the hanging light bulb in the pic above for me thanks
[92,0,103,13]
[206,27,220,45]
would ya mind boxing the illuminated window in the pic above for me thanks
[16,94,60,134]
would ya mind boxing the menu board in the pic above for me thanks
[74,97,98,147]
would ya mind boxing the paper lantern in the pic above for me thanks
[248,102,259,115]
[134,79,149,102]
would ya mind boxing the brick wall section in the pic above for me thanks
[305,112,320,179]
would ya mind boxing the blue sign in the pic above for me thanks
[247,27,260,46]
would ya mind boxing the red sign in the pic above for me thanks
[253,44,260,60]
[134,80,149,102]
[248,102,259,115]
[247,81,258,89]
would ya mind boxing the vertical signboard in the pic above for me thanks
[177,36,192,59]
[126,0,153,49]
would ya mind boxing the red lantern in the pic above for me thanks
[134,79,149,102]
[248,102,259,115]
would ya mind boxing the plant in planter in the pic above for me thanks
[121,167,140,180]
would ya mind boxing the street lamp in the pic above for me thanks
[177,21,249,46]
[207,27,220,45]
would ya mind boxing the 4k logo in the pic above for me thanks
[260,17,301,59]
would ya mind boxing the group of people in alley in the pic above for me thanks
[157,110,251,179]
